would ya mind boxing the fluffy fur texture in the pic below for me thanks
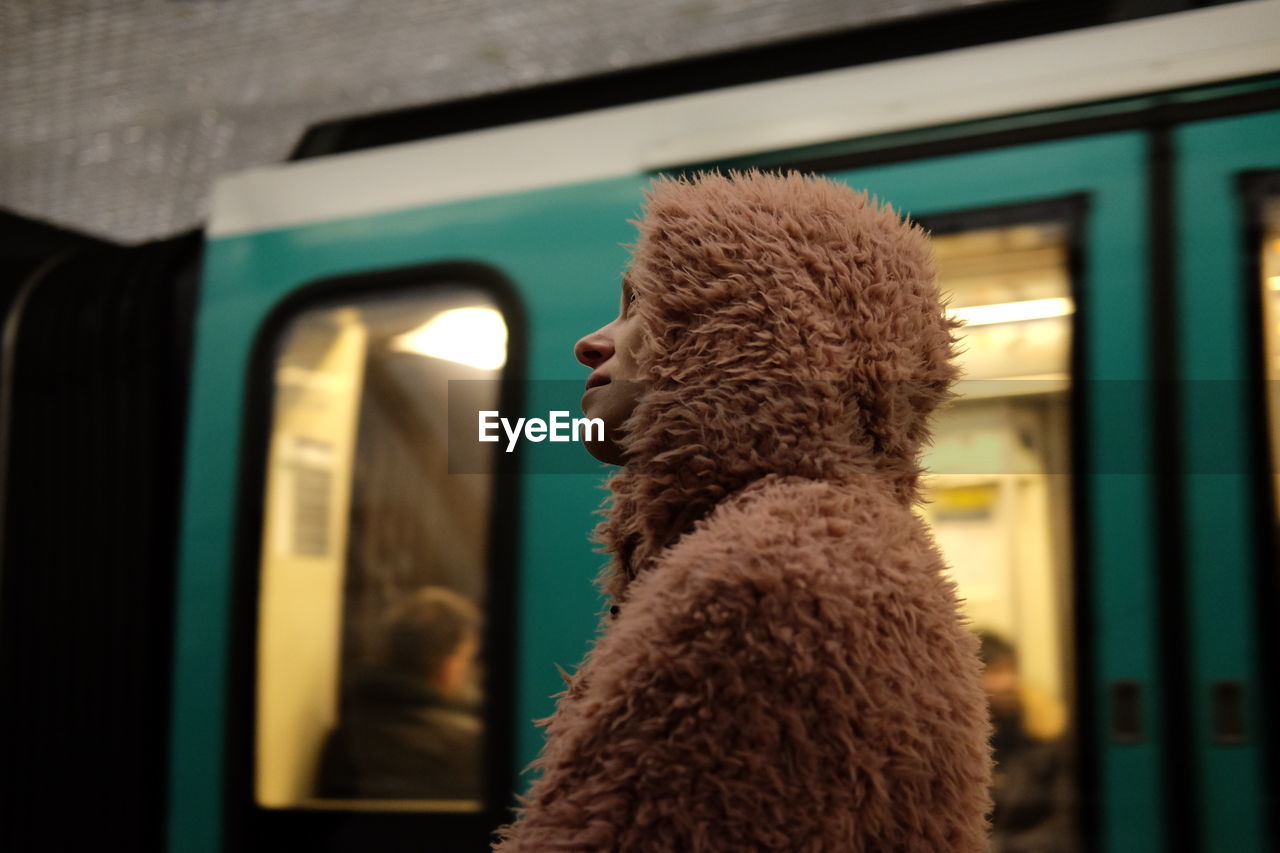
[494,171,991,851]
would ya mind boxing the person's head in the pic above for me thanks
[575,170,960,475]
[976,631,1020,718]
[589,170,963,599]
[382,586,481,695]
[574,274,648,465]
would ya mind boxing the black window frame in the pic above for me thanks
[1237,169,1280,842]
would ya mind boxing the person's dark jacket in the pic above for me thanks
[315,667,482,801]
[990,715,1077,853]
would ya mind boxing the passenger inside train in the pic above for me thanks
[315,585,484,801]
[980,630,1078,853]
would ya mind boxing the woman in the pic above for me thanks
[496,171,992,852]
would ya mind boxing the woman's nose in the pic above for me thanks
[575,327,614,368]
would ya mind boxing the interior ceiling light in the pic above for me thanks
[947,296,1074,327]
[392,306,507,370]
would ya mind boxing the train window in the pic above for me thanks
[917,215,1080,850]
[252,285,508,813]
[1258,193,1280,522]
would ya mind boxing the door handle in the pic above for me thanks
[1111,680,1143,743]
[1210,680,1247,745]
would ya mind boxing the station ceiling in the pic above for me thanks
[2,0,998,243]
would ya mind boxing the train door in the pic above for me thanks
[1174,108,1280,853]
[784,132,1167,852]
[168,177,653,853]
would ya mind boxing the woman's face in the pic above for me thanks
[574,277,647,465]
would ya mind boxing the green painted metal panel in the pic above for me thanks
[823,133,1162,853]
[1175,109,1280,853]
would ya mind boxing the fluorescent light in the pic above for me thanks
[1268,275,1280,291]
[948,297,1074,327]
[392,307,507,370]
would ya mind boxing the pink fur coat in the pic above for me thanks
[494,172,992,851]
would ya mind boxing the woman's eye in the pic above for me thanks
[628,291,637,303]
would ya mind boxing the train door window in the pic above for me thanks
[915,210,1081,851]
[252,282,510,813]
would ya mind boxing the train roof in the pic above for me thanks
[208,0,1280,239]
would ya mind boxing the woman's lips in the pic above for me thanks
[585,374,611,391]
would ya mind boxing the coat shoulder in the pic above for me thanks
[652,477,946,602]
[497,477,992,852]
[583,477,994,851]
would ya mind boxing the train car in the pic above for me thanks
[3,2,1280,851]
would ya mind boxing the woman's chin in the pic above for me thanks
[582,436,625,466]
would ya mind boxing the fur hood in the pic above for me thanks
[597,170,963,603]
